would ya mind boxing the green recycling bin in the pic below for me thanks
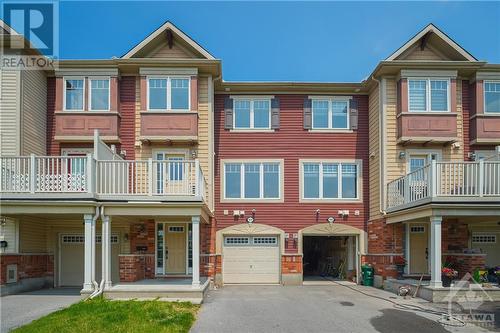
[362,264,374,286]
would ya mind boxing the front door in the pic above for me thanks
[154,152,185,195]
[409,224,429,274]
[156,223,189,275]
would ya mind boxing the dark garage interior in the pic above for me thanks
[303,236,352,279]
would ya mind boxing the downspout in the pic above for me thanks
[371,75,386,215]
[210,73,222,213]
[87,205,104,299]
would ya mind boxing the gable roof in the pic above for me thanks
[386,23,477,62]
[121,21,215,60]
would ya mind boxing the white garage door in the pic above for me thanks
[60,234,120,287]
[223,236,280,284]
[472,232,500,267]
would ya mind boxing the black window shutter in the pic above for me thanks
[303,98,312,129]
[271,98,280,129]
[349,99,359,130]
[224,97,233,130]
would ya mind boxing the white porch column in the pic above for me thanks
[102,215,112,289]
[83,214,95,293]
[191,216,200,288]
[429,216,443,288]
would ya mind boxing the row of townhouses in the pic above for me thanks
[1,20,499,302]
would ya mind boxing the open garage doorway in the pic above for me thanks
[303,236,356,282]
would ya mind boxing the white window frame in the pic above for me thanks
[406,149,442,173]
[310,96,351,130]
[407,78,451,113]
[471,233,497,244]
[300,159,362,202]
[232,97,272,130]
[88,77,111,111]
[147,76,191,112]
[483,80,500,114]
[222,159,283,202]
[63,76,85,111]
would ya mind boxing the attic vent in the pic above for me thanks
[7,264,17,283]
[166,29,174,49]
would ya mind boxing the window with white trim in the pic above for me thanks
[224,162,280,199]
[233,99,271,129]
[224,237,250,245]
[252,237,278,245]
[148,77,190,111]
[408,78,450,112]
[484,81,500,113]
[302,162,359,199]
[410,226,425,233]
[312,98,349,129]
[64,78,84,110]
[89,79,110,111]
[168,226,184,233]
[472,234,496,244]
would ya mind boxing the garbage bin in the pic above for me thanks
[361,264,374,286]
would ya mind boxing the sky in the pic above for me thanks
[55,1,500,82]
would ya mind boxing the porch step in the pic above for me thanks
[104,292,204,304]
[402,274,431,280]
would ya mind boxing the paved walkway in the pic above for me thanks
[191,283,495,333]
[0,288,82,332]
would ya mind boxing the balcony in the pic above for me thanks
[397,112,457,144]
[140,112,198,143]
[387,159,500,212]
[0,155,207,202]
[54,112,121,142]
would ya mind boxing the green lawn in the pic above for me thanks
[13,298,199,333]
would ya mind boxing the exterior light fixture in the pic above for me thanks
[398,151,406,159]
[327,216,335,224]
[246,216,254,224]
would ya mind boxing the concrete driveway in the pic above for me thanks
[192,283,495,333]
[0,288,82,332]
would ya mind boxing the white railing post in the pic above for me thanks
[195,159,200,197]
[148,158,153,196]
[86,153,93,194]
[430,160,437,198]
[30,154,36,193]
[478,159,484,197]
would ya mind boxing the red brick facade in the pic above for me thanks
[281,255,302,275]
[0,254,54,285]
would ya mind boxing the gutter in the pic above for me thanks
[87,205,103,299]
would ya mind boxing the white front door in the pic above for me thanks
[154,152,185,194]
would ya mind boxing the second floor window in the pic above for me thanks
[65,79,84,110]
[148,77,190,111]
[484,81,500,113]
[90,79,110,111]
[408,78,449,112]
[303,162,358,199]
[234,99,271,129]
[224,162,280,199]
[312,99,349,129]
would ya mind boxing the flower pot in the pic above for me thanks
[442,275,452,287]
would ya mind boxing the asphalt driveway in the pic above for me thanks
[191,283,495,333]
[0,288,82,332]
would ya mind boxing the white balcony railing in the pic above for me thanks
[0,155,206,200]
[0,155,91,193]
[387,160,500,211]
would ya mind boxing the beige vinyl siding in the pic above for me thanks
[385,78,406,184]
[368,85,381,220]
[443,80,464,161]
[134,75,211,202]
[19,216,47,253]
[0,218,18,253]
[21,70,47,155]
[150,43,197,59]
[0,69,20,155]
[397,44,446,61]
